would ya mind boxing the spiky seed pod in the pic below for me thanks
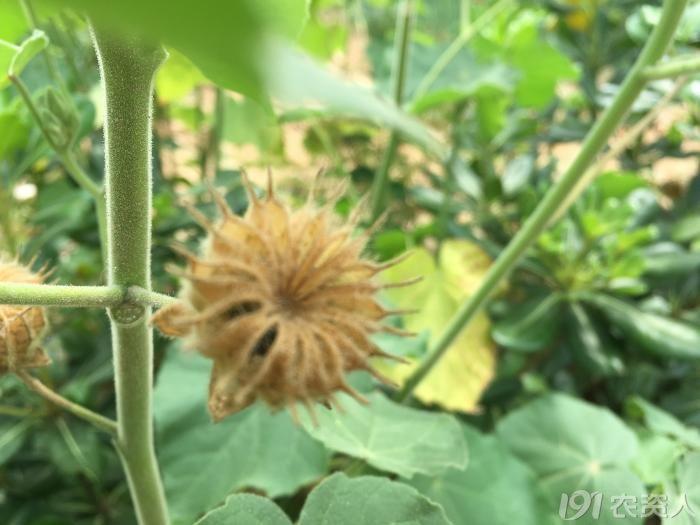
[153,173,412,422]
[0,260,50,374]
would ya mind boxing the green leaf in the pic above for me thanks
[567,303,624,377]
[407,43,514,114]
[631,431,682,485]
[48,0,267,98]
[0,0,29,42]
[0,419,32,465]
[222,95,282,155]
[156,49,205,102]
[154,350,330,525]
[298,473,453,525]
[672,214,700,243]
[595,172,649,200]
[409,425,553,525]
[263,40,446,157]
[497,393,644,525]
[300,392,467,478]
[194,494,292,525]
[502,154,534,197]
[643,243,700,276]
[628,397,700,449]
[248,0,310,40]
[0,109,30,160]
[475,10,579,109]
[492,294,562,353]
[582,293,700,360]
[52,0,443,157]
[0,29,48,89]
[665,453,700,525]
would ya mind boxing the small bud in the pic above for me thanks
[38,87,79,151]
[0,260,50,374]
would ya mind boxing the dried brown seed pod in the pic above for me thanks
[0,260,51,374]
[153,173,412,422]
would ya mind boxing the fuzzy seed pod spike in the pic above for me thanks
[153,172,414,422]
[0,260,51,374]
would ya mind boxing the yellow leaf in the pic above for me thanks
[379,240,495,412]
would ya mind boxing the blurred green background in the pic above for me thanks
[1,0,700,524]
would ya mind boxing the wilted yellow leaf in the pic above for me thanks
[379,240,495,412]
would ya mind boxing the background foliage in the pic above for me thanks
[1,0,699,524]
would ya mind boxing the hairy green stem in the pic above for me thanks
[643,54,700,79]
[0,283,122,306]
[0,283,175,308]
[396,0,689,402]
[92,27,169,525]
[16,370,117,434]
[370,0,412,222]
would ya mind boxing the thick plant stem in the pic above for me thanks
[396,0,689,402]
[92,27,169,525]
[369,0,412,222]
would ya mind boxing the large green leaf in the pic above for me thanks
[409,424,554,525]
[263,40,445,156]
[300,392,467,478]
[46,0,273,98]
[298,473,453,525]
[155,48,206,102]
[497,393,644,525]
[582,293,700,360]
[0,0,29,42]
[379,240,496,412]
[49,0,444,157]
[154,350,330,525]
[194,494,292,525]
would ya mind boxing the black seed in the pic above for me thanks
[252,325,278,357]
[224,301,261,320]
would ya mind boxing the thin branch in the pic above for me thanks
[0,283,124,307]
[550,76,688,224]
[643,54,700,80]
[395,0,690,402]
[16,370,117,434]
[370,0,413,222]
[9,74,108,260]
[0,283,176,309]
[126,286,178,308]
